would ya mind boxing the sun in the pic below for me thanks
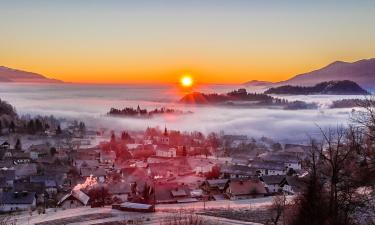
[180,75,193,88]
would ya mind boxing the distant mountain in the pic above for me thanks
[276,58,375,89]
[0,66,62,83]
[265,80,369,95]
[243,80,273,87]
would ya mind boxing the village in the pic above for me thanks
[0,116,307,221]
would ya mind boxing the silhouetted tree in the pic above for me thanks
[182,146,187,157]
[50,147,57,156]
[9,121,15,133]
[56,125,62,135]
[15,138,22,151]
[27,120,36,134]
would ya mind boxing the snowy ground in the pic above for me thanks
[11,197,283,225]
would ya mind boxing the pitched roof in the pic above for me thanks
[0,168,15,181]
[280,176,304,193]
[171,189,187,197]
[249,160,285,171]
[58,190,90,206]
[261,175,285,185]
[221,165,256,176]
[227,179,267,196]
[80,167,106,177]
[14,163,37,177]
[14,181,45,194]
[1,192,36,204]
[108,182,131,195]
[205,179,228,190]
[100,151,116,160]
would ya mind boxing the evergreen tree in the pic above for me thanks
[27,120,36,134]
[56,125,62,135]
[79,121,86,133]
[9,121,15,133]
[15,139,22,151]
[50,147,57,156]
[35,119,43,132]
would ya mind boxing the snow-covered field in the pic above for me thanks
[11,197,281,225]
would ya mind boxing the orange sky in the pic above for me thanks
[1,1,374,84]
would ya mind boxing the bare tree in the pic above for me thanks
[161,212,205,225]
[267,194,287,225]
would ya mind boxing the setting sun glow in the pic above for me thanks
[180,75,193,88]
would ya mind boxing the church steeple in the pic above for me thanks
[164,125,168,136]
[136,105,141,113]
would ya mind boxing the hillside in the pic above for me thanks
[276,58,375,88]
[265,80,369,95]
[243,80,273,87]
[179,89,318,109]
[0,66,62,83]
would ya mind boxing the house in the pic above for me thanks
[201,179,228,198]
[280,176,303,195]
[74,159,100,170]
[155,146,176,158]
[0,191,36,212]
[154,183,193,204]
[100,151,116,164]
[113,202,154,213]
[231,158,250,166]
[249,161,286,176]
[284,144,310,159]
[0,141,10,150]
[108,182,132,202]
[12,152,32,164]
[224,179,267,200]
[14,164,38,179]
[0,168,15,188]
[188,158,216,174]
[29,148,50,160]
[30,175,58,195]
[58,190,90,209]
[44,180,58,195]
[121,167,151,194]
[13,181,45,195]
[220,164,256,179]
[146,156,170,164]
[261,175,285,193]
[80,167,106,183]
[147,162,175,178]
[260,153,302,171]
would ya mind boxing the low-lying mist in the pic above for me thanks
[0,83,358,143]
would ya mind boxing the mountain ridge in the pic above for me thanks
[265,80,369,95]
[243,58,375,89]
[276,58,375,88]
[0,66,63,83]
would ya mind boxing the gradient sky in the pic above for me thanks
[0,0,374,84]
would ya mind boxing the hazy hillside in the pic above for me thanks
[265,80,369,95]
[243,80,273,87]
[276,58,375,88]
[0,66,62,83]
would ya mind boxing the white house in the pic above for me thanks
[156,147,176,158]
[261,175,285,193]
[58,190,90,209]
[100,151,116,164]
[249,161,286,176]
[0,192,36,212]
